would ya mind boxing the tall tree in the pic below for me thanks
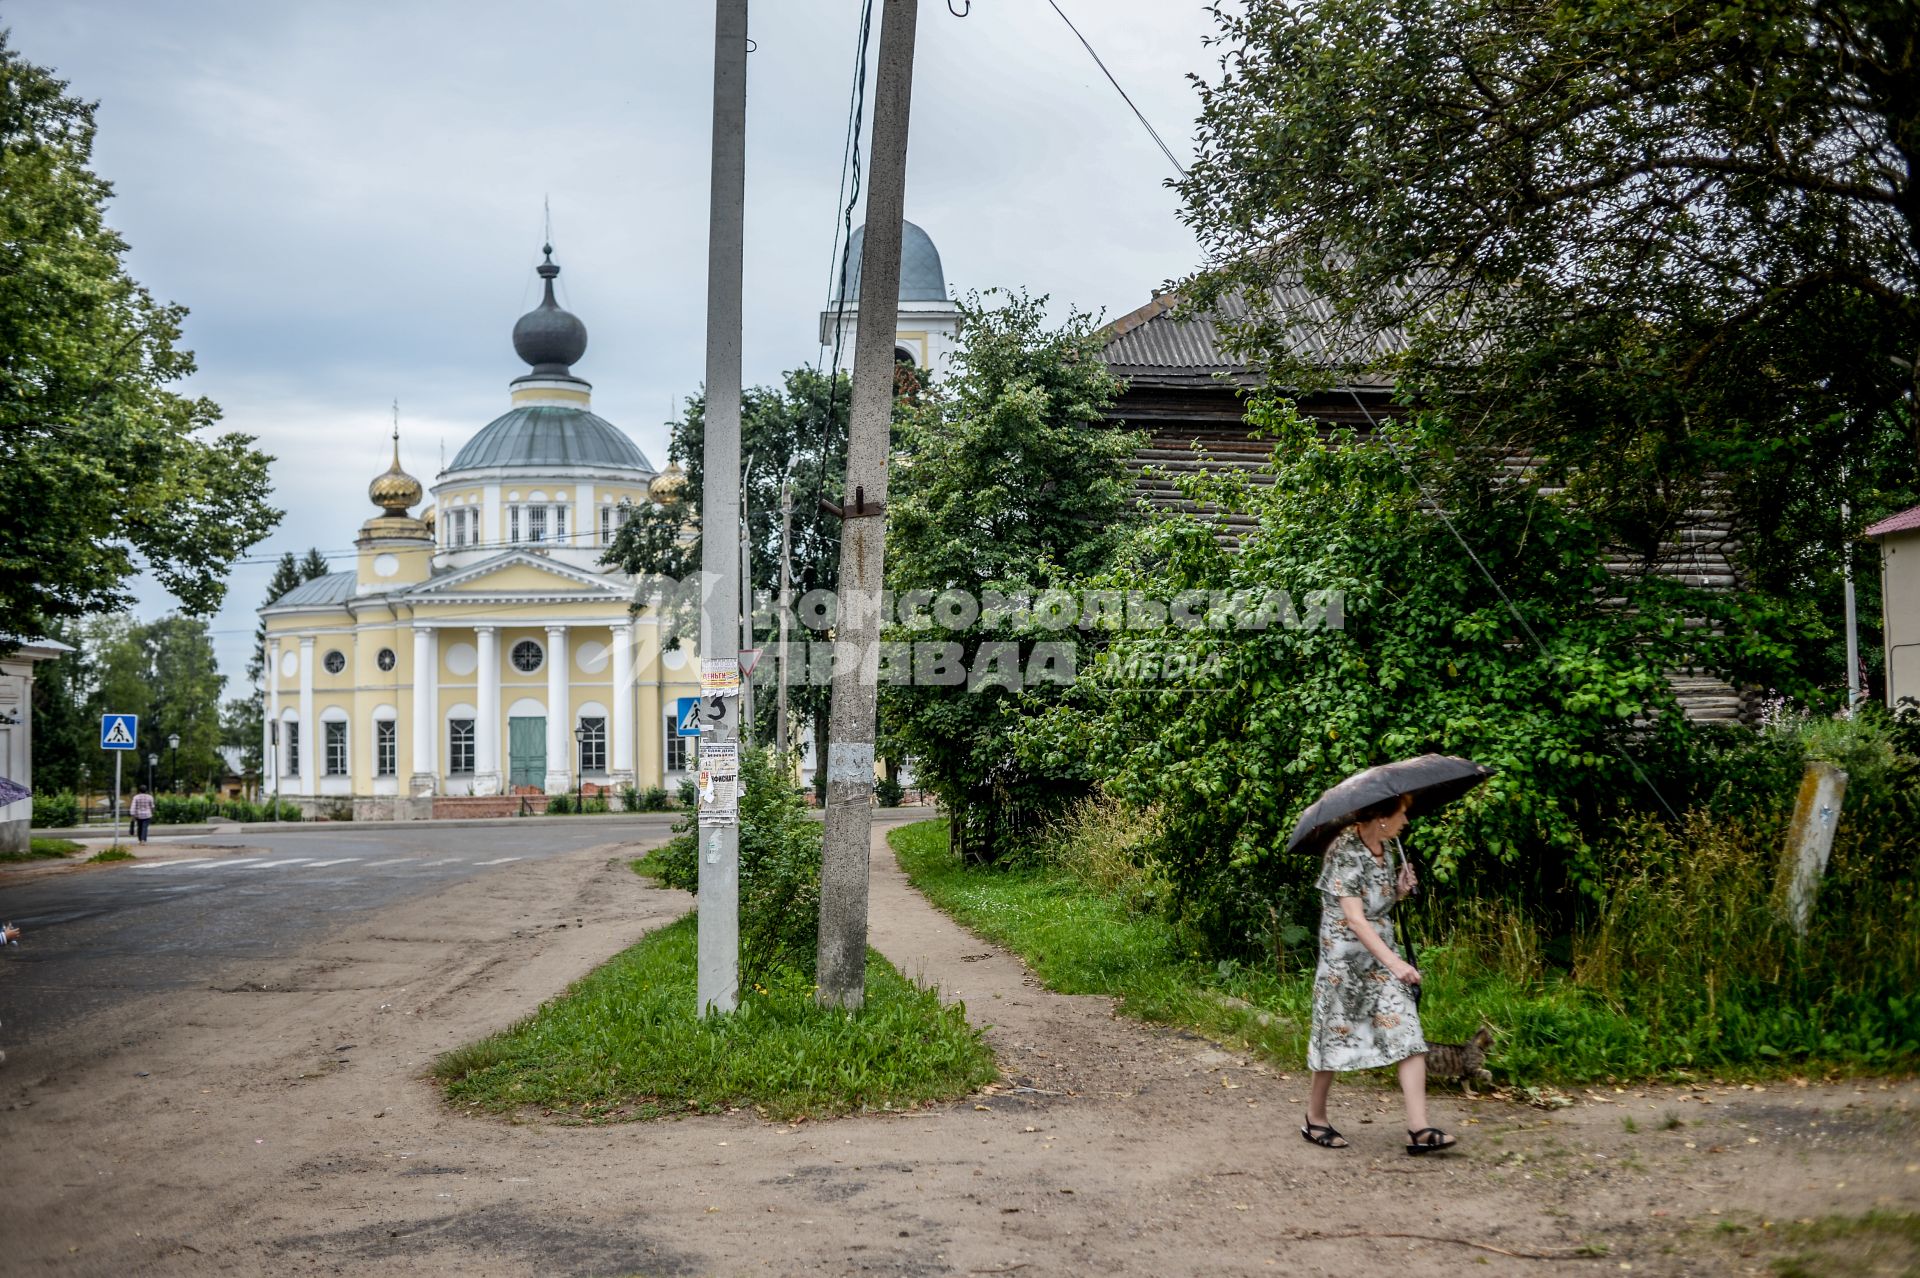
[0,36,278,643]
[140,615,225,791]
[1178,0,1920,697]
[881,293,1143,861]
[233,549,326,774]
[603,368,852,775]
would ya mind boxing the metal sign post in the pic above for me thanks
[100,714,139,849]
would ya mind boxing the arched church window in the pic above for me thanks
[510,640,544,673]
[323,650,346,675]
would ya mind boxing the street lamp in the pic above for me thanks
[572,725,585,811]
[168,734,181,793]
[147,752,158,793]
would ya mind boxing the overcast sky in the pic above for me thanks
[8,0,1220,684]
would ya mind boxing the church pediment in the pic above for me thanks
[404,551,629,602]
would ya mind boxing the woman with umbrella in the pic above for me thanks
[1293,755,1489,1155]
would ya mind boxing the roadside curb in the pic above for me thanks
[31,812,687,839]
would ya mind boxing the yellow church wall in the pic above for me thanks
[437,564,594,593]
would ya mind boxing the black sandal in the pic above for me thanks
[1302,1115,1348,1149]
[1406,1127,1457,1155]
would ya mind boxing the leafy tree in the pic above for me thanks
[24,621,89,792]
[140,614,225,791]
[298,549,333,583]
[882,292,1143,862]
[1035,396,1769,954]
[603,368,851,785]
[1178,0,1920,699]
[0,36,278,643]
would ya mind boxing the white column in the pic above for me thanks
[475,626,501,795]
[545,624,570,792]
[267,639,282,780]
[297,637,316,796]
[410,626,436,793]
[610,621,635,785]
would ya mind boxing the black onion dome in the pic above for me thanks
[512,244,588,374]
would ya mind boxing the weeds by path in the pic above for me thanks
[435,913,997,1122]
[890,817,1917,1086]
[0,838,82,863]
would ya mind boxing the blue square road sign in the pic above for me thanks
[100,714,139,750]
[675,697,702,737]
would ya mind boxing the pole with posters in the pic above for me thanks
[696,0,749,1017]
[816,0,920,1011]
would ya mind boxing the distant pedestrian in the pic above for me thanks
[130,787,155,843]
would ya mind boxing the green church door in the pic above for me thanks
[508,717,546,789]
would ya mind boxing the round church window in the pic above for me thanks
[323,650,346,675]
[377,648,397,672]
[511,639,544,673]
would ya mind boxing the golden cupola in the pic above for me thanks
[357,415,432,551]
[369,428,424,514]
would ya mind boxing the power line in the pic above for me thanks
[1045,0,1187,178]
[1337,385,1683,825]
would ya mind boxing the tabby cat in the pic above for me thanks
[1425,1025,1494,1095]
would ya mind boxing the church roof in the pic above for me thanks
[270,570,357,609]
[448,405,654,473]
[836,220,948,303]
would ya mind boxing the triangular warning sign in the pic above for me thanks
[103,717,134,746]
[738,648,763,676]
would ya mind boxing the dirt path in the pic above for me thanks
[1,822,1915,1276]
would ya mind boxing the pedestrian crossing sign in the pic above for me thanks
[675,696,702,737]
[100,713,138,750]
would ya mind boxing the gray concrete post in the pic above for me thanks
[697,0,748,1017]
[817,0,920,1011]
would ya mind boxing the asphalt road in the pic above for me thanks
[0,819,679,1050]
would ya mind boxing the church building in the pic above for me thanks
[259,249,699,817]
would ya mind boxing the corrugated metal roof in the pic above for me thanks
[270,570,355,608]
[449,406,653,473]
[1865,503,1920,538]
[1100,283,1408,382]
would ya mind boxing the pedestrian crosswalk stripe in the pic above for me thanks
[302,858,362,868]
[474,856,522,865]
[134,859,210,870]
[190,858,260,869]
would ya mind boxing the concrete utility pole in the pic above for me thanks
[697,0,748,1017]
[816,0,920,1011]
[775,474,793,755]
[741,455,755,747]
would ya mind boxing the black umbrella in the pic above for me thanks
[1285,754,1492,856]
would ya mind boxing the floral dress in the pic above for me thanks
[1306,831,1427,1072]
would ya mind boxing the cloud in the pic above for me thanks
[15,0,1213,682]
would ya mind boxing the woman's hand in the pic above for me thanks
[1396,860,1417,900]
[1388,958,1421,985]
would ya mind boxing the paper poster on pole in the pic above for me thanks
[700,656,741,698]
[696,740,740,825]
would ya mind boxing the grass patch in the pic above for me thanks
[434,912,997,1121]
[1767,1211,1920,1277]
[890,815,1919,1084]
[889,818,1318,1065]
[0,838,82,863]
[85,847,135,863]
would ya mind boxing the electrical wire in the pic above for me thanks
[1045,0,1187,178]
[1336,385,1684,824]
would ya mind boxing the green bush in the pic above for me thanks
[617,783,642,812]
[579,794,610,814]
[31,792,79,828]
[546,793,575,815]
[675,778,698,809]
[873,776,905,808]
[637,786,671,812]
[644,748,822,985]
